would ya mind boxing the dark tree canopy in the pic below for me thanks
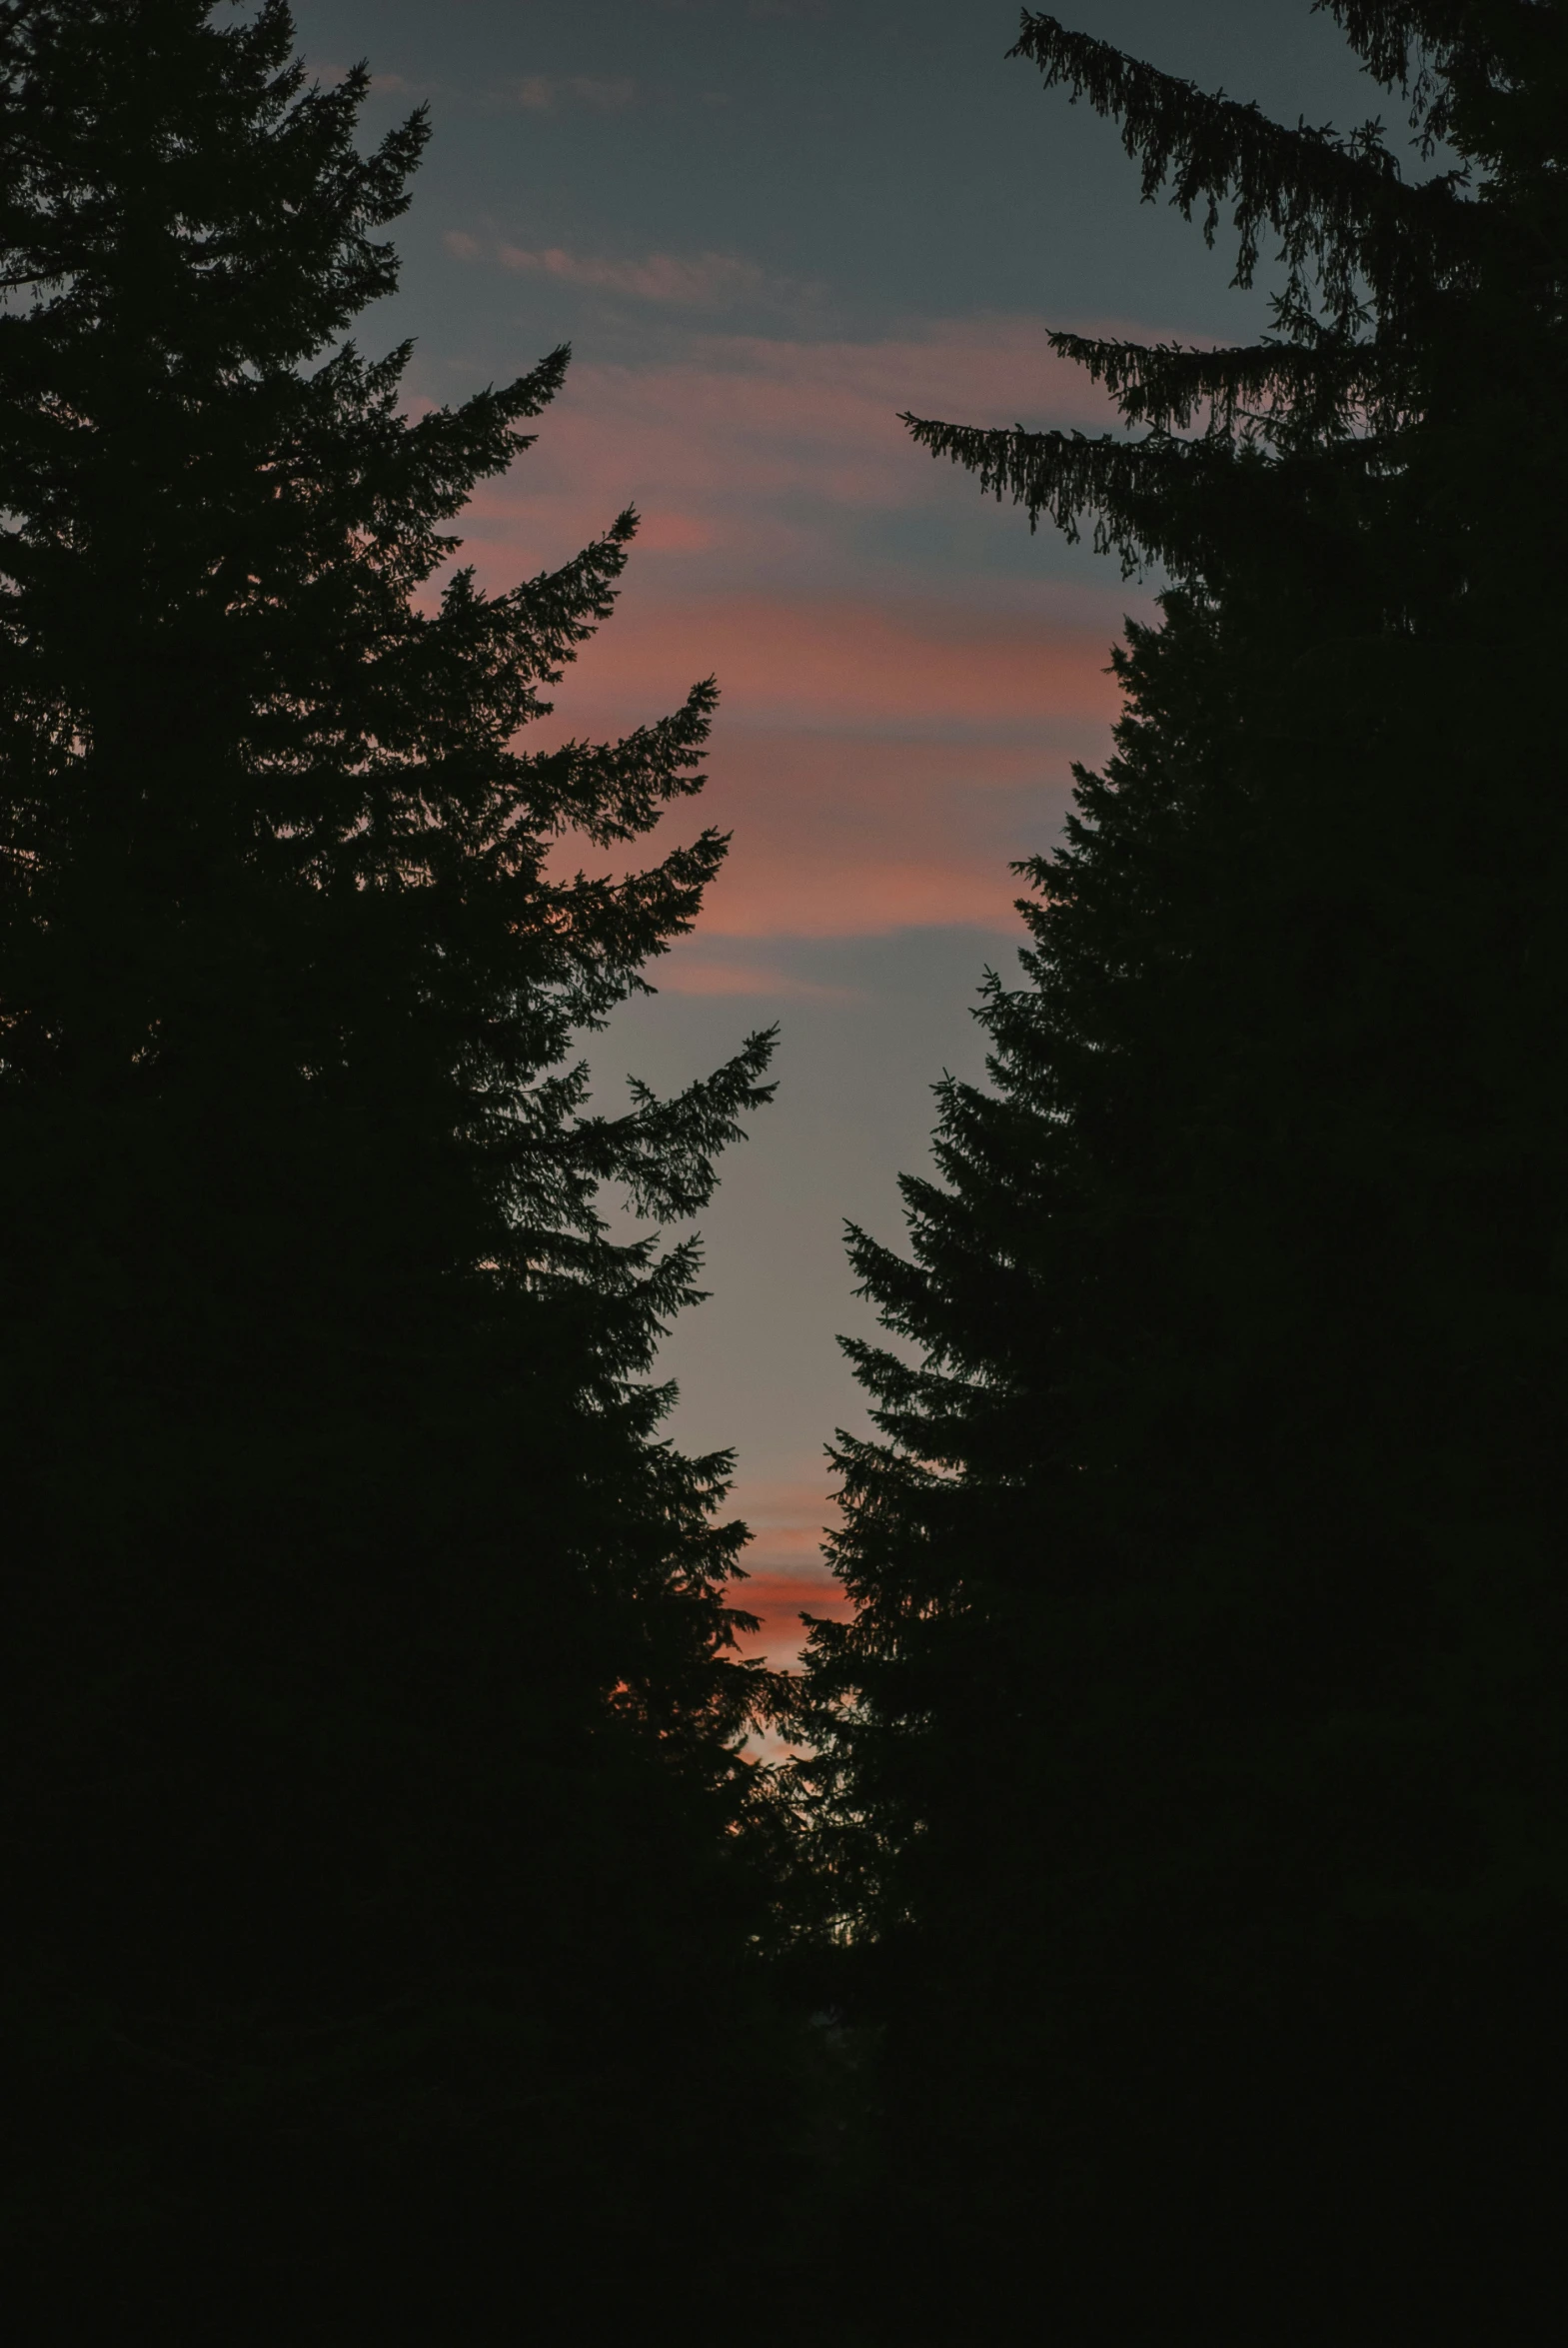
[0,2,793,2324]
[792,6,1568,2339]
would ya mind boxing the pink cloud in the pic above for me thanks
[729,1572,850,1670]
[545,591,1120,733]
[632,511,719,555]
[418,319,1161,937]
[574,726,1087,939]
[536,614,1117,936]
[532,594,1120,936]
[652,957,855,1000]
[500,74,636,112]
[495,245,777,309]
[464,322,1120,531]
[737,1475,838,1513]
[738,1567,847,1605]
[717,1477,848,1671]
[733,1475,838,1558]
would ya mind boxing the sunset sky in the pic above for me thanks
[293,0,1379,1666]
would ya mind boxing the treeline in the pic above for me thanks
[791,6,1568,2339]
[2,3,1565,2340]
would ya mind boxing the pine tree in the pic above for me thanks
[0,2,788,2323]
[792,8,1568,2337]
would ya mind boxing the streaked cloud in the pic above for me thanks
[425,317,1157,938]
[651,955,856,1000]
[493,244,781,309]
[733,1475,838,1560]
[457,320,1125,546]
[730,1570,850,1661]
[499,74,637,112]
[549,591,1120,737]
[683,729,1092,938]
[727,1475,846,1673]
[535,609,1116,936]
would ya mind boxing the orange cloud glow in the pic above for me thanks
[653,956,855,999]
[495,246,775,308]
[499,74,636,113]
[730,1570,852,1670]
[431,320,1155,939]
[544,591,1120,736]
[457,321,1128,573]
[719,1478,848,1671]
[549,715,1103,938]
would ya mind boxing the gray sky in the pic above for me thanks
[292,0,1392,1653]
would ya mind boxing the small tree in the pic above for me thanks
[0,1,784,2321]
[793,7,1568,2337]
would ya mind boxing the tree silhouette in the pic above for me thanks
[792,8,1568,2338]
[0,2,788,2324]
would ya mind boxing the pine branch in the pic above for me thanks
[1013,9,1477,315]
[519,678,718,848]
[899,412,1240,573]
[1322,5,1565,157]
[1043,327,1401,439]
[902,397,1392,576]
[616,1026,779,1220]
[1321,3,1431,94]
[553,1027,779,1225]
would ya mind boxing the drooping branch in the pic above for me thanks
[1012,10,1477,317]
[1322,3,1561,157]
[899,412,1242,573]
[1043,325,1408,441]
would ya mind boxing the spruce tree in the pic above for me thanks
[0,2,786,2324]
[793,8,1568,2338]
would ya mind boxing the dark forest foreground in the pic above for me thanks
[5,3,1568,2340]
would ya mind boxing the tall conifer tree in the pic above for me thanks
[793,7,1568,2337]
[0,2,786,2323]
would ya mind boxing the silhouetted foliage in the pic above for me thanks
[792,6,1568,2338]
[0,2,794,2326]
